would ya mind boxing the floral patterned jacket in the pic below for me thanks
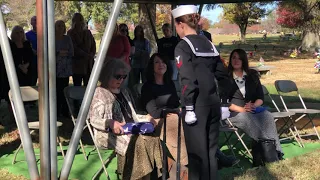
[89,87,151,156]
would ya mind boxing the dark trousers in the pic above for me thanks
[57,77,69,116]
[183,106,220,180]
[73,74,89,86]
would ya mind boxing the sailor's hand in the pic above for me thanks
[185,106,197,124]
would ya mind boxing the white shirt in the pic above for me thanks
[233,71,247,98]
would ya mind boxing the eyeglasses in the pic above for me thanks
[113,74,127,80]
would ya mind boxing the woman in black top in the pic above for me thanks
[227,49,283,165]
[10,26,34,86]
[141,53,189,169]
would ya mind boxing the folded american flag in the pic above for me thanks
[122,122,154,135]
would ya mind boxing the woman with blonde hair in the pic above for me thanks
[55,20,74,117]
[67,13,96,86]
[10,25,34,86]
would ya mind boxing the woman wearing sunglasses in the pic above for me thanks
[89,58,162,180]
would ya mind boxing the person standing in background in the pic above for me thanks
[106,24,131,87]
[26,16,38,86]
[67,13,96,86]
[10,26,34,86]
[131,25,151,85]
[157,23,179,80]
[55,20,74,117]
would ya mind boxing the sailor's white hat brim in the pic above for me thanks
[172,5,198,19]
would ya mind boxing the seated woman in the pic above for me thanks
[227,49,283,166]
[141,53,238,174]
[141,53,188,171]
[89,58,162,180]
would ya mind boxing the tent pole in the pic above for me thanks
[59,0,124,179]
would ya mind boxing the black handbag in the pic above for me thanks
[260,139,279,163]
[252,139,279,167]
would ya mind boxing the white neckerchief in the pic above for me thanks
[233,71,247,98]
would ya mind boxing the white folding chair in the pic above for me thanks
[275,80,320,142]
[9,86,64,164]
[262,85,302,147]
[64,86,112,179]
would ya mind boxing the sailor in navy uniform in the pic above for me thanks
[172,5,229,180]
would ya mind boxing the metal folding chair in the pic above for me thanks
[275,80,320,142]
[64,86,111,179]
[262,85,302,147]
[220,118,252,158]
[9,86,64,164]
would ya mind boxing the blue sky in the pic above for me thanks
[202,7,223,23]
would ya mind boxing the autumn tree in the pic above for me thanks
[276,0,320,51]
[156,4,171,31]
[207,3,269,42]
[200,17,211,31]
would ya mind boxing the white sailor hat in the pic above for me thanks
[172,5,198,19]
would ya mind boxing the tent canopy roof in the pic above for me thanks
[55,0,280,4]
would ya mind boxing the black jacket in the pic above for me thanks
[227,70,264,116]
[174,34,229,107]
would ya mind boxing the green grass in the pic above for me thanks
[0,146,117,180]
[221,148,320,180]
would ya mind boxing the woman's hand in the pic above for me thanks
[244,102,256,112]
[146,114,158,127]
[229,104,246,113]
[109,120,126,135]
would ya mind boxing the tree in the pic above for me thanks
[276,5,303,29]
[119,3,139,25]
[156,4,171,31]
[54,1,80,28]
[261,10,281,34]
[207,3,269,42]
[91,2,112,33]
[5,0,36,29]
[277,0,320,51]
[200,17,211,31]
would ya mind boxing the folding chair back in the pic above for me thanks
[64,86,86,121]
[275,80,298,93]
[275,80,320,142]
[64,86,111,178]
[274,80,306,110]
[261,85,280,112]
[9,86,38,102]
[9,86,39,121]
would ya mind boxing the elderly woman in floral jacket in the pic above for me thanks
[89,58,162,180]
